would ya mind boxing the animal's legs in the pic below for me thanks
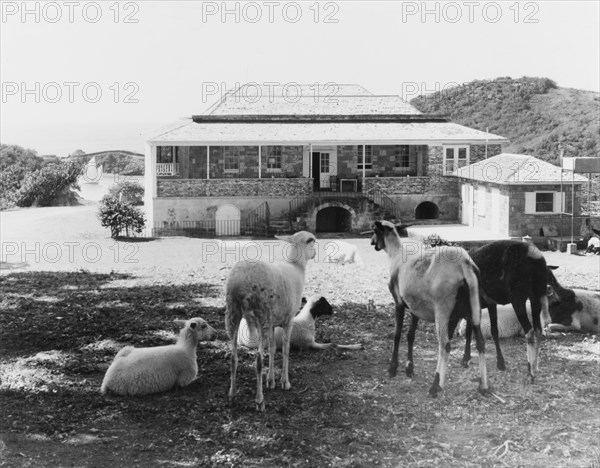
[280,322,292,390]
[229,324,240,401]
[462,321,472,368]
[512,300,537,383]
[389,302,406,377]
[488,305,506,371]
[267,326,276,389]
[429,319,450,398]
[255,328,265,411]
[405,314,419,377]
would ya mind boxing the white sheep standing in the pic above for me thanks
[225,231,317,411]
[100,317,216,396]
[326,240,361,265]
[237,295,363,350]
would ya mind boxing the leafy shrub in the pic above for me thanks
[107,180,144,205]
[0,145,45,209]
[98,196,146,238]
[422,234,457,248]
[14,161,82,207]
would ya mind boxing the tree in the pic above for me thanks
[98,195,146,238]
[107,180,144,205]
[13,160,82,207]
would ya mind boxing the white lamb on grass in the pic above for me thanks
[326,240,361,265]
[100,317,216,396]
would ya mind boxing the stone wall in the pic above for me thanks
[157,178,312,198]
[336,145,425,178]
[507,184,582,237]
[364,176,459,220]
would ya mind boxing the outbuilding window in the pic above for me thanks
[525,191,565,214]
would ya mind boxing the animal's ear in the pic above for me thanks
[275,235,292,243]
[548,265,559,270]
[174,319,186,327]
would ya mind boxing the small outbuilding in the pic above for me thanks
[456,153,588,238]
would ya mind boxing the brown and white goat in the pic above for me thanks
[225,231,316,411]
[237,295,363,351]
[461,240,551,383]
[371,220,489,397]
[546,268,600,334]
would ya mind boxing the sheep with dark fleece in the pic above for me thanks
[461,240,551,383]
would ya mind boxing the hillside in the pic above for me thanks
[411,77,599,215]
[67,150,144,175]
[410,77,599,164]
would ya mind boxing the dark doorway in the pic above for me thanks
[316,207,352,232]
[415,201,440,220]
[312,152,320,190]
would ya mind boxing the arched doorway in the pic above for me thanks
[415,201,439,220]
[215,204,241,236]
[316,206,352,232]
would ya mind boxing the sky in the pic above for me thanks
[1,0,599,156]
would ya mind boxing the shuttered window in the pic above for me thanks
[524,192,565,213]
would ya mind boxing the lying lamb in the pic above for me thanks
[101,317,216,396]
[457,305,532,339]
[547,286,600,334]
[586,236,600,255]
[237,295,363,350]
[326,240,361,265]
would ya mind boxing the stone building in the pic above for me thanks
[144,84,508,236]
[456,153,588,238]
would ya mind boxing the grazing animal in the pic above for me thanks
[371,220,489,397]
[546,272,600,333]
[100,318,216,396]
[457,305,532,339]
[326,240,361,265]
[238,295,362,350]
[461,240,551,383]
[225,231,317,411]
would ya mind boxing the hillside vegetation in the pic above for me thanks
[67,150,144,175]
[411,77,599,165]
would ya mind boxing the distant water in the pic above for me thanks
[77,173,144,202]
[1,121,171,157]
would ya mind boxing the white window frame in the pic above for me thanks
[524,191,565,214]
[443,145,470,175]
[266,146,282,173]
[358,145,373,170]
[223,146,240,173]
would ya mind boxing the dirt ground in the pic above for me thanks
[1,205,599,467]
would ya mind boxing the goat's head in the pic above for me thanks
[545,265,575,304]
[174,317,217,342]
[371,221,411,251]
[275,231,317,261]
[306,295,333,318]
